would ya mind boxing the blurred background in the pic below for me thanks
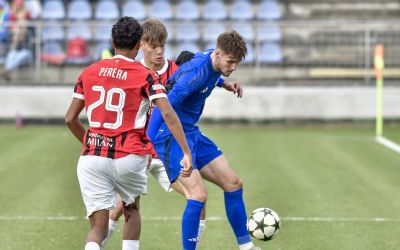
[0,0,400,120]
[0,0,399,122]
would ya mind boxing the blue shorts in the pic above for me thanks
[154,129,223,183]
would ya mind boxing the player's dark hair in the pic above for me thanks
[141,19,167,47]
[216,30,247,62]
[175,51,195,66]
[112,16,143,50]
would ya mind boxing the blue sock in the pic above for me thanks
[182,199,204,250]
[224,188,251,245]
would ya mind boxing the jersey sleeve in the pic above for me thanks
[144,73,167,101]
[217,77,225,87]
[72,73,84,100]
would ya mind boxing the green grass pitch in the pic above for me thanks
[0,124,399,250]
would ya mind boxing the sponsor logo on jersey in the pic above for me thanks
[200,87,208,93]
[87,132,114,148]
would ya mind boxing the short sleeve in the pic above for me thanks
[217,77,225,87]
[144,72,167,101]
[72,74,84,100]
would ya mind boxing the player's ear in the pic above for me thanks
[214,48,221,56]
[215,49,224,61]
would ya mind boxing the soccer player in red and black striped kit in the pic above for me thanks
[65,17,192,250]
[101,19,209,249]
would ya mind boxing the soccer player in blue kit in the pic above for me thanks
[147,31,260,250]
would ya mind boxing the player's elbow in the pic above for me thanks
[64,115,72,125]
[64,113,77,126]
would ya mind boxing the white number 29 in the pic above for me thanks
[87,86,126,129]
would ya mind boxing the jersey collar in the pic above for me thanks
[141,58,169,75]
[113,54,135,62]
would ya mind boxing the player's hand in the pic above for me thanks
[223,81,243,98]
[180,153,193,177]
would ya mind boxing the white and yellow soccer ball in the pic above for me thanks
[247,208,281,241]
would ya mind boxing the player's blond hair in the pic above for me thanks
[216,30,247,62]
[141,19,168,46]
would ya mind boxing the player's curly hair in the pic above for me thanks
[112,16,143,50]
[217,30,247,62]
[141,19,168,46]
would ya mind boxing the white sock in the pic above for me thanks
[195,220,206,249]
[198,220,206,241]
[85,242,100,250]
[239,241,254,250]
[122,240,139,250]
[101,219,119,247]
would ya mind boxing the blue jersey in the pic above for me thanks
[147,49,221,139]
[167,49,221,129]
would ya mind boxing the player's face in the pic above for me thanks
[141,42,165,69]
[217,52,240,77]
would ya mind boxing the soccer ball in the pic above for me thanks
[247,208,281,241]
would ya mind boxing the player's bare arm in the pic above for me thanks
[221,81,243,98]
[65,98,86,143]
[153,97,193,177]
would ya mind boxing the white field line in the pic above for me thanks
[376,136,400,154]
[0,215,399,222]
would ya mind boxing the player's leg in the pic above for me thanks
[167,173,207,247]
[148,158,173,192]
[196,134,257,250]
[170,170,207,250]
[101,194,124,247]
[77,155,116,249]
[121,197,141,250]
[114,154,148,250]
[86,210,109,250]
[200,156,257,250]
[149,159,207,247]
[155,134,206,250]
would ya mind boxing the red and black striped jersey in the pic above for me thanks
[140,58,178,87]
[73,54,166,159]
[140,59,178,158]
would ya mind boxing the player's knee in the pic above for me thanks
[224,177,243,192]
[191,188,207,203]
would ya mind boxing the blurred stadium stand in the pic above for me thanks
[67,0,92,20]
[1,0,400,85]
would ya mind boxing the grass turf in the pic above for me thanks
[0,125,399,250]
